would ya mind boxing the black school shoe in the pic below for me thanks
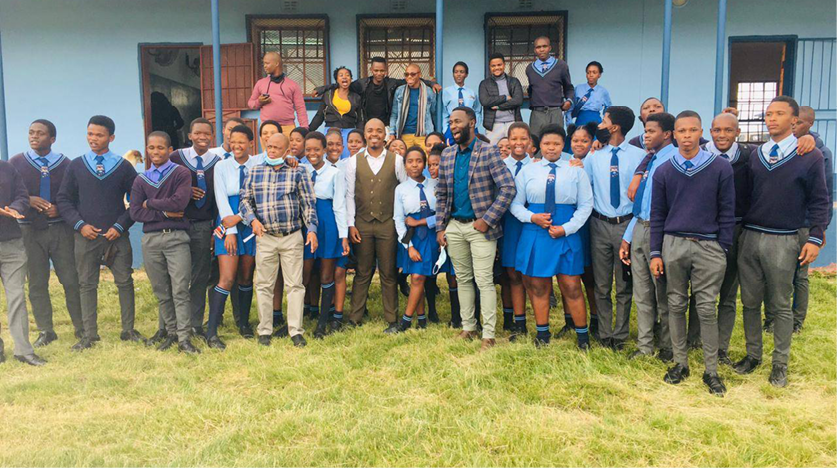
[702,372,727,396]
[156,336,177,351]
[664,364,690,384]
[718,349,733,366]
[291,335,307,348]
[178,339,201,355]
[657,348,674,363]
[147,329,168,346]
[120,329,147,344]
[769,364,788,387]
[71,338,94,352]
[258,335,271,346]
[33,331,58,348]
[733,356,762,375]
[207,335,226,350]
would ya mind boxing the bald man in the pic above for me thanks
[345,118,408,332]
[248,52,309,133]
[240,133,318,347]
[389,64,437,149]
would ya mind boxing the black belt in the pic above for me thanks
[532,106,561,111]
[592,211,633,225]
[637,218,651,227]
[452,217,477,223]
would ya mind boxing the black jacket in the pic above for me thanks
[309,88,364,131]
[316,76,436,125]
[478,74,524,131]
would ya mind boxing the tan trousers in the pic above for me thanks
[445,219,498,339]
[401,134,427,150]
[255,231,305,337]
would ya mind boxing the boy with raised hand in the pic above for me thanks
[130,131,198,354]
[649,110,735,396]
[57,115,143,351]
[10,119,84,347]
[734,96,829,387]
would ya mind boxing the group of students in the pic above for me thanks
[0,49,831,398]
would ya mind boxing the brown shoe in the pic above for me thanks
[480,338,496,351]
[457,330,478,340]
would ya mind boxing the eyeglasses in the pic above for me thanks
[404,72,419,77]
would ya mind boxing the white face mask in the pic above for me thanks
[265,156,284,167]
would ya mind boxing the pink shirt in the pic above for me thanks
[248,75,309,127]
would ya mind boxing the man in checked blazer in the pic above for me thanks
[436,106,516,350]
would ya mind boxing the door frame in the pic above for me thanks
[727,35,798,105]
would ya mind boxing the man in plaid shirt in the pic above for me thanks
[436,106,516,350]
[240,133,318,348]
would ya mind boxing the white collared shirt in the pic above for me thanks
[213,153,264,235]
[305,161,348,238]
[394,177,438,247]
[705,141,740,160]
[344,148,408,227]
[180,146,219,169]
[762,133,797,161]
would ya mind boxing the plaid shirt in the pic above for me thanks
[436,138,516,241]
[240,163,318,235]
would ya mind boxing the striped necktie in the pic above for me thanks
[545,163,557,214]
[769,144,780,164]
[37,157,51,201]
[610,148,620,209]
[632,153,657,217]
[239,164,247,190]
[195,156,207,208]
[417,183,432,240]
[95,155,105,177]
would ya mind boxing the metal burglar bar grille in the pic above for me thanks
[733,81,779,144]
[249,16,328,97]
[358,16,435,80]
[486,14,567,97]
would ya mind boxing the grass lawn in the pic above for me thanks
[0,271,834,467]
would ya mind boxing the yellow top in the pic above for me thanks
[332,92,351,116]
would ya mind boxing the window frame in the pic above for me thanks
[356,14,436,81]
[245,14,331,100]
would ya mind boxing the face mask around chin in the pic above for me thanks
[265,157,284,166]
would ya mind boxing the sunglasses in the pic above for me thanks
[404,72,419,77]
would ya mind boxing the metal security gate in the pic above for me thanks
[794,38,836,161]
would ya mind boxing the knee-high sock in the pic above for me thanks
[206,286,230,338]
[273,309,284,325]
[319,282,335,329]
[238,284,254,328]
[426,277,438,320]
[449,287,461,322]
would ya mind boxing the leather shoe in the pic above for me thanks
[15,353,46,366]
[554,325,573,339]
[629,350,653,360]
[577,342,590,352]
[178,339,201,355]
[609,339,626,351]
[313,325,328,340]
[74,329,84,340]
[329,320,344,333]
[239,325,255,339]
[703,372,727,396]
[763,319,774,333]
[156,336,177,351]
[664,363,690,384]
[71,338,94,352]
[148,329,168,346]
[657,348,674,363]
[273,324,289,338]
[120,329,147,344]
[258,335,271,346]
[448,320,462,329]
[733,355,761,375]
[34,331,58,348]
[383,323,399,334]
[191,327,208,343]
[291,334,307,348]
[718,349,733,366]
[769,363,788,387]
[480,338,496,351]
[793,323,803,334]
[457,330,478,340]
[207,335,226,350]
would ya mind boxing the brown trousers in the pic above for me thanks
[350,218,398,324]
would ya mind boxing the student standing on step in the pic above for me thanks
[649,111,735,396]
[129,131,197,354]
[526,36,573,136]
[570,61,611,126]
[479,53,524,145]
[442,62,482,145]
[10,119,84,347]
[734,96,829,388]
[57,115,144,351]
[210,117,246,160]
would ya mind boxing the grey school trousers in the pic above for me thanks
[662,235,726,374]
[75,232,135,339]
[717,224,743,353]
[590,216,633,342]
[630,221,671,354]
[529,107,564,137]
[0,238,34,356]
[187,220,214,328]
[21,223,83,336]
[143,230,192,342]
[765,228,809,328]
[738,229,801,366]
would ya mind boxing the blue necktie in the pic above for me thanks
[195,156,207,209]
[545,163,557,215]
[417,183,432,240]
[720,152,729,160]
[769,144,780,163]
[95,155,105,177]
[224,152,232,160]
[632,153,657,216]
[37,157,51,201]
[239,164,247,190]
[610,148,620,210]
[542,63,548,73]
[514,160,523,177]
[684,160,694,170]
[457,87,464,106]
[311,168,318,185]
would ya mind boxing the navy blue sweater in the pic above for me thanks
[699,143,754,222]
[0,161,30,242]
[811,131,834,226]
[741,143,829,246]
[9,152,71,229]
[525,60,573,108]
[650,151,735,258]
[56,156,137,233]
[170,149,219,222]
[129,165,192,233]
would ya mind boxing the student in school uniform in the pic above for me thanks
[442,62,483,145]
[734,96,829,388]
[324,129,351,329]
[301,132,349,338]
[0,159,45,366]
[627,98,665,150]
[10,119,84,347]
[393,146,441,331]
[57,115,144,351]
[425,145,460,327]
[526,37,574,136]
[257,121,282,157]
[571,61,611,126]
[347,129,367,157]
[209,117,246,160]
[129,131,197,354]
[423,133,445,161]
[479,53,524,145]
[498,122,533,339]
[619,112,677,362]
[510,124,593,348]
[582,106,644,349]
[163,118,220,344]
[497,137,511,159]
[204,125,263,348]
[648,110,735,395]
[240,133,319,348]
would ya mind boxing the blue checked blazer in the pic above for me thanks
[435,138,516,241]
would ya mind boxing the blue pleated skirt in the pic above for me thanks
[500,212,523,268]
[397,212,440,276]
[574,110,603,126]
[214,194,256,257]
[515,203,585,277]
[305,198,347,260]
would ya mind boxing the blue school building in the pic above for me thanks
[0,0,834,266]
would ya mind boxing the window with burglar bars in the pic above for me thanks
[734,81,779,144]
[358,16,435,81]
[485,13,567,97]
[247,16,329,97]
